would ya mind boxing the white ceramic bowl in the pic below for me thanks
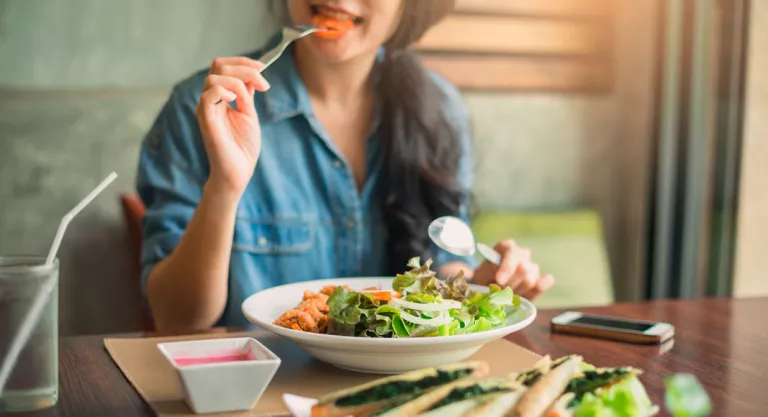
[158,337,281,414]
[241,277,536,374]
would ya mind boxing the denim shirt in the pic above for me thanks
[135,34,476,327]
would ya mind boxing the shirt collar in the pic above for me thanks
[253,31,386,125]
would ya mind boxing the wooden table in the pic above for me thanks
[9,297,767,416]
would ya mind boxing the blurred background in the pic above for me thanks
[0,0,765,336]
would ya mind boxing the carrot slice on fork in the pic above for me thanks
[312,15,354,39]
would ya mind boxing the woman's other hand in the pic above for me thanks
[196,57,271,196]
[472,239,555,301]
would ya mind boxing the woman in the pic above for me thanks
[136,0,554,333]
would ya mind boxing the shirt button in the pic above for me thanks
[345,219,356,229]
[257,236,268,247]
[333,160,343,168]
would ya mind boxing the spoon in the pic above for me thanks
[428,216,502,266]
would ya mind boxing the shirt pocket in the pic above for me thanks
[232,216,315,254]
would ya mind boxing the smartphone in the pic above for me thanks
[550,311,674,344]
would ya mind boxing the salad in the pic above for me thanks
[273,257,522,338]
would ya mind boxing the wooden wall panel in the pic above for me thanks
[420,55,611,92]
[416,16,605,56]
[454,0,612,18]
[416,0,615,92]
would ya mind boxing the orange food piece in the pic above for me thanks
[320,285,351,296]
[275,289,333,332]
[312,15,354,39]
[274,285,355,333]
[360,290,401,301]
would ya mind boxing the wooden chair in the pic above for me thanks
[119,193,154,331]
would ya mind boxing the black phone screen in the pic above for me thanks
[570,315,655,333]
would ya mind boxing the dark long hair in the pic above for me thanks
[379,1,467,274]
[272,1,467,274]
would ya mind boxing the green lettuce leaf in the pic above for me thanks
[360,304,411,338]
[374,304,400,316]
[446,320,461,335]
[405,293,437,303]
[407,256,421,269]
[458,317,493,334]
[359,306,377,322]
[327,286,363,325]
[392,273,421,295]
[410,325,440,337]
[392,315,410,337]
[392,257,439,296]
[451,309,473,328]
[465,285,518,326]
[327,320,356,336]
[372,316,392,336]
[665,374,711,417]
[572,375,655,417]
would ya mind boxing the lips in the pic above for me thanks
[310,4,363,25]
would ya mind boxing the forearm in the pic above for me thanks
[146,181,241,332]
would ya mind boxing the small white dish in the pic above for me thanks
[241,277,536,374]
[158,337,281,414]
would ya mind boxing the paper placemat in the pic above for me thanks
[104,331,542,417]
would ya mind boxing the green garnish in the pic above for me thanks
[566,367,638,408]
[428,385,510,410]
[334,369,472,407]
[665,374,711,417]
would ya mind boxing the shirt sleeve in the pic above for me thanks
[135,84,208,299]
[429,73,479,271]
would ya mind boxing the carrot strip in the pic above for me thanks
[312,15,354,39]
[360,290,401,301]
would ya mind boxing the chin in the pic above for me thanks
[302,37,360,63]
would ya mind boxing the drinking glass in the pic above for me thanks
[0,256,58,412]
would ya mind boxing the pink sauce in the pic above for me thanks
[174,352,253,366]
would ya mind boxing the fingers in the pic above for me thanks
[509,259,539,294]
[494,240,529,286]
[491,239,552,298]
[203,75,255,117]
[472,261,496,287]
[522,274,555,301]
[199,85,236,111]
[200,57,270,118]
[209,56,265,74]
[196,86,234,139]
[472,239,554,298]
[209,61,271,93]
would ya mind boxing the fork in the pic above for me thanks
[214,25,322,105]
[258,25,324,69]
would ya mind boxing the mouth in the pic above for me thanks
[310,4,364,26]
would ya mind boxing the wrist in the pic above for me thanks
[203,179,245,207]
